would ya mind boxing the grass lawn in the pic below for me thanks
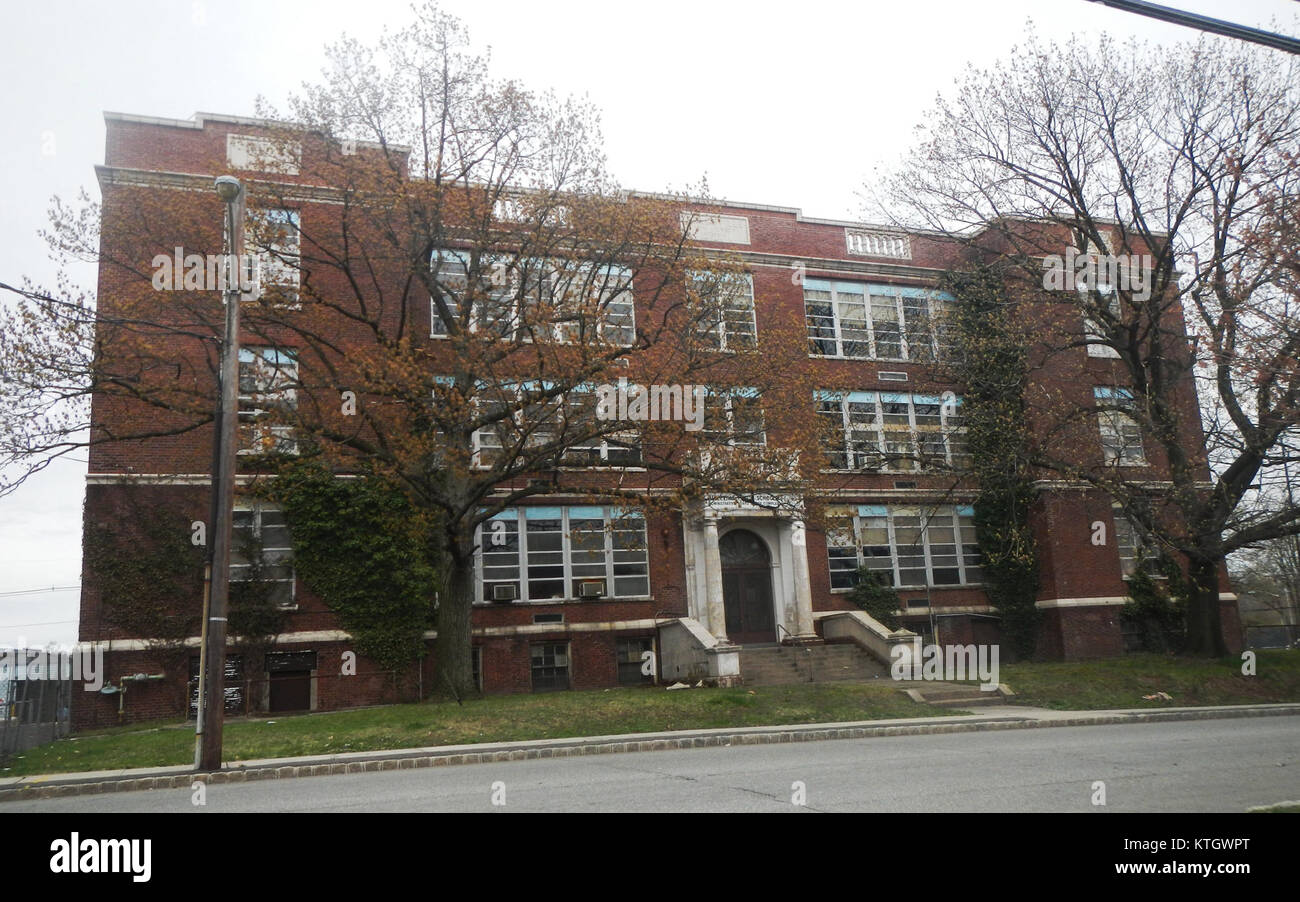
[998,650,1300,710]
[9,651,1299,778]
[4,680,935,777]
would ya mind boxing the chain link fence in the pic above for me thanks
[0,649,73,761]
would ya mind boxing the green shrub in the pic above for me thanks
[848,570,903,630]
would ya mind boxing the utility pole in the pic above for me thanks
[1083,0,1300,55]
[196,175,244,772]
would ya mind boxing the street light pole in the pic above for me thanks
[196,175,244,772]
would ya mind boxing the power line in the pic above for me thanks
[0,585,81,598]
[1084,0,1300,54]
[0,618,78,628]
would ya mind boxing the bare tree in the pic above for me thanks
[1230,533,1300,641]
[877,29,1300,655]
[1,3,823,697]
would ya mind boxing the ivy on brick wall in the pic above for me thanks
[940,265,1041,659]
[264,457,440,675]
[1121,556,1189,653]
[83,497,204,653]
[84,492,290,674]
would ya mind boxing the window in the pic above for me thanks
[188,654,244,717]
[555,385,642,467]
[531,643,570,691]
[477,507,650,603]
[232,504,295,608]
[471,646,482,691]
[826,505,982,589]
[702,388,766,447]
[429,250,634,346]
[470,382,642,469]
[550,263,636,347]
[238,347,297,455]
[1113,509,1165,579]
[616,637,655,685]
[246,208,300,306]
[805,281,950,360]
[688,271,757,351]
[1082,283,1121,359]
[816,391,967,471]
[1076,229,1116,256]
[429,249,471,337]
[845,229,911,259]
[1095,387,1145,465]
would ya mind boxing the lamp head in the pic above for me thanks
[214,176,242,202]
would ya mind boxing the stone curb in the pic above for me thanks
[3,703,1298,803]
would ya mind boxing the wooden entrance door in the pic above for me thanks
[720,529,777,644]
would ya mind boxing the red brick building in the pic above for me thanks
[74,111,1241,729]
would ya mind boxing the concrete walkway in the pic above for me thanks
[4,701,1298,802]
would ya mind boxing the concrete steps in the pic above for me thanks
[739,642,890,686]
[737,646,1011,708]
[897,681,1008,707]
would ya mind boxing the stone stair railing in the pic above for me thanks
[656,617,742,687]
[813,610,919,671]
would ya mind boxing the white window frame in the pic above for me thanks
[687,270,757,352]
[475,507,651,604]
[226,208,301,307]
[816,391,966,472]
[551,262,636,347]
[470,382,643,470]
[253,208,300,307]
[238,347,298,456]
[554,385,643,468]
[702,388,767,448]
[826,505,982,590]
[804,280,950,361]
[1113,508,1166,580]
[430,250,635,347]
[1082,281,1121,358]
[231,502,296,609]
[1095,387,1146,466]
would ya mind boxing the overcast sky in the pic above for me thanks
[1,0,1296,647]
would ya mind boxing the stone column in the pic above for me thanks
[789,519,817,640]
[703,516,729,643]
[682,516,702,622]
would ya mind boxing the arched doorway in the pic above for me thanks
[720,529,777,644]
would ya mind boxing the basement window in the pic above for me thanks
[616,637,655,685]
[530,643,570,692]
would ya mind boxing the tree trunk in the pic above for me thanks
[432,533,478,700]
[1183,554,1229,658]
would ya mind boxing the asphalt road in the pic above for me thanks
[9,716,1300,813]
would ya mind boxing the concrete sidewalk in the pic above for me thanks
[4,701,1298,802]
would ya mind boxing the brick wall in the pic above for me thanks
[75,112,1242,725]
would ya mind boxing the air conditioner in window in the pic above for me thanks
[578,580,606,599]
[492,584,519,602]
